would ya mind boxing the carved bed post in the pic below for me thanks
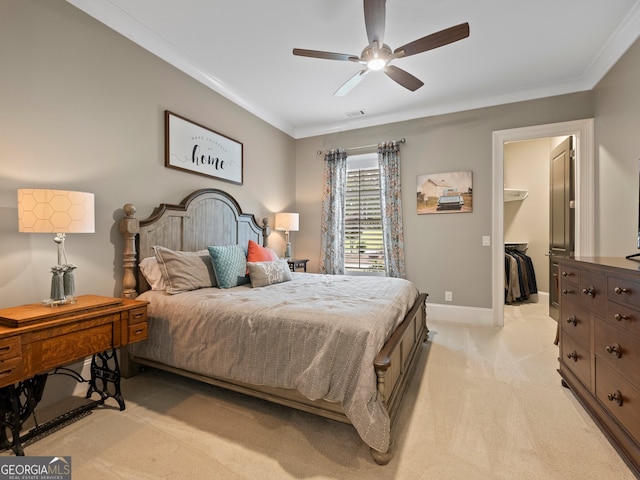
[119,203,139,299]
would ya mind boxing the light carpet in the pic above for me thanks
[1,302,635,479]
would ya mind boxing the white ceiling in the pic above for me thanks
[67,0,640,139]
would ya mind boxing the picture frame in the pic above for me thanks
[165,111,243,185]
[416,170,473,214]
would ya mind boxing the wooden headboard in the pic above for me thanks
[120,189,267,298]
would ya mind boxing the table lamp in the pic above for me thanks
[275,212,299,260]
[18,189,95,305]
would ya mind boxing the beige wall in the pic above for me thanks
[0,0,296,308]
[295,95,594,307]
[594,37,640,256]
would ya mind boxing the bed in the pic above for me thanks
[118,188,428,464]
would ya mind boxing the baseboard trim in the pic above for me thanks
[427,292,550,327]
[426,303,494,326]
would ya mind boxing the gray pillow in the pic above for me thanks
[247,260,292,288]
[153,246,217,294]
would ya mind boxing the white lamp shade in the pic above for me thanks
[275,212,299,232]
[18,189,95,233]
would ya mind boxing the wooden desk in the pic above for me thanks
[0,295,148,455]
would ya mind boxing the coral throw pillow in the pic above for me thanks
[247,239,276,262]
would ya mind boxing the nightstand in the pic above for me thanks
[287,259,309,272]
[0,294,148,455]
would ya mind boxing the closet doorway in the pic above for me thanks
[491,119,595,327]
[504,136,572,320]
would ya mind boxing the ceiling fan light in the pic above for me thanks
[367,58,386,71]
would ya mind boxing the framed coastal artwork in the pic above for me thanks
[416,170,473,214]
[165,111,243,185]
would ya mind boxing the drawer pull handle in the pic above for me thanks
[0,369,13,378]
[562,271,571,277]
[582,286,596,298]
[562,289,572,295]
[605,343,622,358]
[0,346,11,354]
[133,313,144,319]
[614,287,631,295]
[607,390,623,406]
[566,351,578,361]
[614,313,629,322]
[566,316,577,326]
[134,329,144,335]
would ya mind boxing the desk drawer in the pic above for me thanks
[0,357,24,388]
[128,307,147,325]
[0,337,21,361]
[128,322,148,343]
[30,323,114,373]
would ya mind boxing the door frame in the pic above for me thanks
[491,119,595,327]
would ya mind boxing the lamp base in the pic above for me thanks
[284,242,292,260]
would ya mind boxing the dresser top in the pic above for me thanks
[561,256,640,273]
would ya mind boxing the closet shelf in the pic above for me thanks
[504,189,528,202]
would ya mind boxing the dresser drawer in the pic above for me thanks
[606,302,640,338]
[608,275,640,310]
[0,336,21,361]
[595,320,640,387]
[560,299,590,349]
[579,269,607,316]
[561,332,591,389]
[0,357,24,388]
[595,361,640,443]
[559,264,580,287]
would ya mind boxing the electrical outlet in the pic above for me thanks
[482,235,491,246]
[445,291,453,302]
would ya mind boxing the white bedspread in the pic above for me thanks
[131,273,420,453]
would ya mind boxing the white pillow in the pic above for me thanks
[139,256,166,291]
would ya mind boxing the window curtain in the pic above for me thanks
[319,148,348,274]
[378,141,406,278]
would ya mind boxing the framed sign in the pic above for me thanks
[165,111,243,185]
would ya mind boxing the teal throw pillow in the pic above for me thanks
[207,244,250,289]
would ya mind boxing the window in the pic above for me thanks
[344,154,385,274]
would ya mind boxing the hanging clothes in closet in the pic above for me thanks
[505,245,538,303]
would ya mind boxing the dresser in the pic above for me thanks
[558,257,640,476]
[0,295,148,455]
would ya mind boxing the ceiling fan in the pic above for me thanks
[292,0,469,96]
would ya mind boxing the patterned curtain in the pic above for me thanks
[319,148,348,274]
[378,141,406,278]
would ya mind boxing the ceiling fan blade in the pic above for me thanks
[384,65,424,91]
[364,0,386,47]
[394,22,470,58]
[293,48,359,62]
[334,70,369,96]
